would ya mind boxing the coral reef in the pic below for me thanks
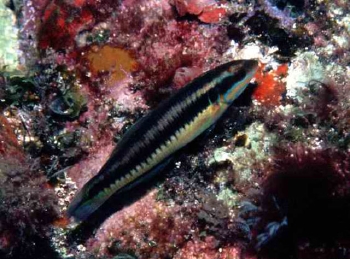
[0,0,349,258]
[91,191,196,259]
[253,63,288,106]
[170,0,228,23]
[251,145,350,258]
[0,116,59,259]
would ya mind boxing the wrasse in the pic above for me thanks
[68,59,258,221]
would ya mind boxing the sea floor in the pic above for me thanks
[0,0,349,258]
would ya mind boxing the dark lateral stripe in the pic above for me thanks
[85,64,249,199]
[86,77,221,198]
[68,59,259,221]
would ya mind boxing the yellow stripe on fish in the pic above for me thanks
[68,59,259,221]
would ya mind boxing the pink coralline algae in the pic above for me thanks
[38,0,95,50]
[173,66,203,89]
[90,191,197,259]
[0,116,25,160]
[174,237,243,259]
[1,0,350,258]
[34,0,230,106]
[170,0,228,23]
[89,190,251,259]
[0,117,59,259]
[172,0,217,16]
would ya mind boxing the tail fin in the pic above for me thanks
[67,185,110,222]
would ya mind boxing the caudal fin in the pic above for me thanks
[67,186,109,222]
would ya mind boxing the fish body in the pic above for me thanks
[68,59,258,221]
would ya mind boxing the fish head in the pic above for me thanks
[212,59,259,105]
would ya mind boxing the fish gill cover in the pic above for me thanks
[0,0,349,259]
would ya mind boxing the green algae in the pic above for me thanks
[3,75,38,106]
[217,187,239,208]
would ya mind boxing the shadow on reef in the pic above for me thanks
[2,236,61,259]
[67,83,257,244]
[248,145,350,259]
[245,11,313,57]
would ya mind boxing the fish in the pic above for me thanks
[68,59,259,221]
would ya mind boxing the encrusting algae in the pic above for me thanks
[0,0,349,258]
[87,45,138,87]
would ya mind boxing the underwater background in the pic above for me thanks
[0,0,349,258]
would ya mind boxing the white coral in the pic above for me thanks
[0,0,21,72]
[286,51,325,100]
